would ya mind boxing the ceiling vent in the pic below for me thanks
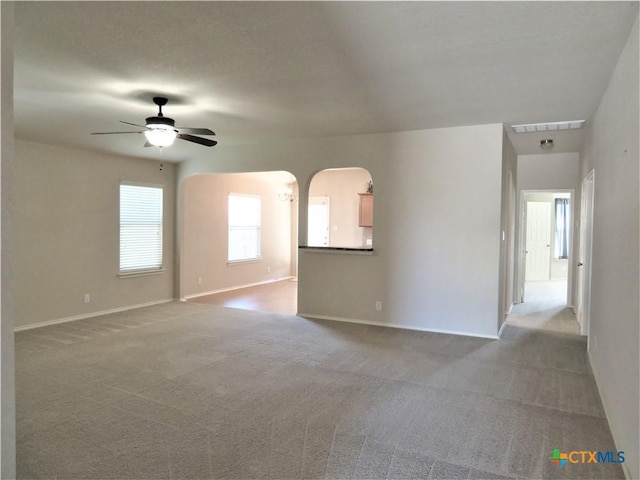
[511,120,585,133]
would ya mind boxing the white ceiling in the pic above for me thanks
[14,1,639,162]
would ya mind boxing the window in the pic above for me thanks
[228,194,261,262]
[119,184,163,273]
[555,198,570,259]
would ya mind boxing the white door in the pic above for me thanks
[525,201,552,281]
[577,171,595,338]
[308,196,330,246]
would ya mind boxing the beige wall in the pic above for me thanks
[181,172,296,298]
[499,130,518,327]
[14,140,176,328]
[1,2,16,477]
[179,123,505,338]
[517,152,579,191]
[308,168,372,248]
[579,17,639,480]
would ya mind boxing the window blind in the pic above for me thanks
[228,194,261,262]
[120,184,163,272]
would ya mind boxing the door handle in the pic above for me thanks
[577,262,583,267]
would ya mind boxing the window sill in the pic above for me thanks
[227,258,262,265]
[119,268,166,278]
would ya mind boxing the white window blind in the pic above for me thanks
[120,184,163,273]
[228,194,261,262]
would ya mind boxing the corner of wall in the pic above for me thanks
[1,2,16,477]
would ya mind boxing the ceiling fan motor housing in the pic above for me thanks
[146,116,176,128]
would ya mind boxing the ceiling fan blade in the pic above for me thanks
[120,120,147,128]
[91,131,143,135]
[176,127,215,136]
[144,141,153,148]
[177,133,217,147]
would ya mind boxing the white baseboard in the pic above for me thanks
[587,351,632,480]
[14,298,175,332]
[297,313,499,339]
[497,321,508,339]
[181,277,294,301]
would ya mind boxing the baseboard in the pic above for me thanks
[182,277,294,301]
[14,298,175,332]
[497,321,508,339]
[588,351,632,480]
[297,313,499,339]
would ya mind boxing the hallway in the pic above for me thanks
[506,279,581,335]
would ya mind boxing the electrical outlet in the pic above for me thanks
[267,267,271,274]
[83,294,90,304]
[197,277,202,285]
[375,301,382,311]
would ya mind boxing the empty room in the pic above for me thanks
[1,2,638,479]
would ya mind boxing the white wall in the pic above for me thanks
[181,172,295,298]
[579,16,639,480]
[179,123,505,338]
[14,140,176,328]
[1,2,16,477]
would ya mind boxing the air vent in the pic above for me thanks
[511,120,585,133]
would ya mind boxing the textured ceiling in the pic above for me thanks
[14,1,639,162]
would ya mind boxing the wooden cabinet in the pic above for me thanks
[358,193,373,227]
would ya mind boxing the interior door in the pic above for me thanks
[525,201,552,281]
[308,196,330,246]
[577,171,595,338]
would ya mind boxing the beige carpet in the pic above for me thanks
[16,302,622,479]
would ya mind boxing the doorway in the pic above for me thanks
[576,170,595,339]
[307,196,330,247]
[519,191,573,303]
[180,171,299,315]
[511,190,578,334]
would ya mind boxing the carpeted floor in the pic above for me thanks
[15,302,623,479]
[507,280,580,335]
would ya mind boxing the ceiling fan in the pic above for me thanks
[92,97,217,148]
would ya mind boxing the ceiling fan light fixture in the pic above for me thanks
[144,124,177,147]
